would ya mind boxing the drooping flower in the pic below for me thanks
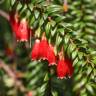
[18,18,29,41]
[9,11,20,40]
[31,39,40,60]
[39,39,49,60]
[57,59,68,79]
[46,44,56,66]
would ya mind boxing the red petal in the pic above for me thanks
[47,44,56,66]
[39,39,49,60]
[57,59,68,79]
[10,12,20,41]
[31,39,40,60]
[18,18,29,41]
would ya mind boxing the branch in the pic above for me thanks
[0,59,26,92]
[0,9,9,21]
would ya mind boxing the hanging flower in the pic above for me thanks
[18,18,29,41]
[39,39,49,60]
[65,58,74,77]
[31,39,40,60]
[57,59,68,79]
[9,11,20,41]
[46,44,56,66]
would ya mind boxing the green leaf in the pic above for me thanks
[69,44,76,53]
[73,78,87,91]
[45,22,51,37]
[51,27,57,36]
[55,15,65,23]
[52,91,58,96]
[86,84,94,95]
[72,50,78,59]
[39,18,44,26]
[56,35,62,47]
[64,35,70,44]
[30,16,35,25]
[34,10,40,19]
[73,57,79,66]
[50,20,56,27]
[57,28,64,36]
[28,61,38,69]
[40,83,47,93]
[35,27,41,38]
[44,72,49,82]
[47,5,62,14]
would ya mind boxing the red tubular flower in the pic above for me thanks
[57,59,68,79]
[65,59,74,77]
[31,39,40,60]
[9,12,20,41]
[46,44,56,66]
[18,18,29,41]
[39,39,49,60]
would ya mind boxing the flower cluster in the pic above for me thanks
[9,11,74,79]
[31,38,56,66]
[10,11,32,42]
[31,37,74,79]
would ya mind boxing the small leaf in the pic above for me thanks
[35,27,41,38]
[28,61,38,69]
[51,27,57,36]
[72,50,78,59]
[57,28,64,36]
[73,57,78,66]
[86,84,94,95]
[45,22,51,37]
[34,10,40,19]
[39,18,44,26]
[52,91,58,96]
[64,35,70,44]
[44,72,49,82]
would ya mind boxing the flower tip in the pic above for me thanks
[35,39,40,43]
[57,77,64,79]
[48,63,57,66]
[68,76,71,79]
[20,39,28,42]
